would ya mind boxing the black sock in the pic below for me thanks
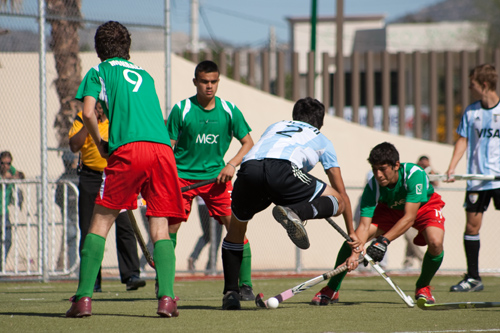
[288,195,338,220]
[221,240,243,294]
[464,234,480,280]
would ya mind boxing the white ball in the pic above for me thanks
[267,297,279,309]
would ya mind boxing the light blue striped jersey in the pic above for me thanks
[457,100,500,191]
[242,120,339,172]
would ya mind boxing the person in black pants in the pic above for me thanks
[69,107,145,292]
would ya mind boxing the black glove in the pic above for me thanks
[366,236,390,262]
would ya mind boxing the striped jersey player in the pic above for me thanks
[445,63,500,293]
[221,97,360,310]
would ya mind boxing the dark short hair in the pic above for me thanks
[94,21,131,61]
[417,155,429,162]
[292,97,325,129]
[368,142,399,167]
[0,151,12,160]
[194,60,219,79]
[470,64,497,91]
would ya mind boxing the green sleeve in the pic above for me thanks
[231,105,252,140]
[166,103,183,141]
[76,67,101,102]
[406,166,434,203]
[359,179,377,218]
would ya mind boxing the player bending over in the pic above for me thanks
[221,97,361,310]
[311,142,445,305]
[65,21,185,318]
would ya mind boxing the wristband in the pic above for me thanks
[227,162,236,169]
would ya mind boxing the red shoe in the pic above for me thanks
[311,286,339,306]
[66,296,92,317]
[415,286,435,304]
[157,296,180,317]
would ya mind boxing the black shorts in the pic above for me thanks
[231,159,326,221]
[464,188,500,213]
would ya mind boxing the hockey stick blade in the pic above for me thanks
[255,293,267,308]
[325,217,415,308]
[427,174,500,181]
[417,298,500,310]
[181,178,217,192]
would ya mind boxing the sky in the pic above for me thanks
[2,0,444,47]
[140,0,443,47]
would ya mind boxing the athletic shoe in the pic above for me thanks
[66,296,92,318]
[93,283,102,293]
[311,286,339,306]
[415,286,435,304]
[126,275,146,291]
[239,284,256,301]
[157,296,179,317]
[272,205,310,250]
[222,290,241,310]
[450,274,484,292]
[188,257,196,273]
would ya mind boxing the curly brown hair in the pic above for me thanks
[94,21,131,61]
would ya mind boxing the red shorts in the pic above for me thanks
[372,192,445,246]
[95,142,185,219]
[169,178,232,225]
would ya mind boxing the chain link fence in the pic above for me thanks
[1,1,499,282]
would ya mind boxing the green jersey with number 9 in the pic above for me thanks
[76,57,170,154]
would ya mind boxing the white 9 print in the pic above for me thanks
[123,69,143,92]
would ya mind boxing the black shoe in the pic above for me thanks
[239,284,256,301]
[93,283,102,293]
[272,205,310,249]
[222,291,241,310]
[126,275,146,291]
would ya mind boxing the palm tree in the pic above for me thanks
[46,0,83,148]
[2,0,82,149]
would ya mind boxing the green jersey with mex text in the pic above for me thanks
[167,96,251,179]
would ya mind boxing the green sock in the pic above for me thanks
[327,241,352,291]
[75,233,105,300]
[239,241,252,288]
[154,239,176,299]
[416,250,444,289]
[169,232,177,249]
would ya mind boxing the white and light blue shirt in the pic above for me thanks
[243,120,339,172]
[457,100,500,191]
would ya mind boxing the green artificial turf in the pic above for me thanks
[0,275,499,332]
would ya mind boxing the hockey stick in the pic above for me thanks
[127,209,155,268]
[427,174,500,182]
[417,298,500,310]
[180,178,218,192]
[325,217,415,308]
[130,178,219,269]
[255,257,364,308]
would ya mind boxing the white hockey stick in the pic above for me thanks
[325,217,415,308]
[428,174,500,181]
